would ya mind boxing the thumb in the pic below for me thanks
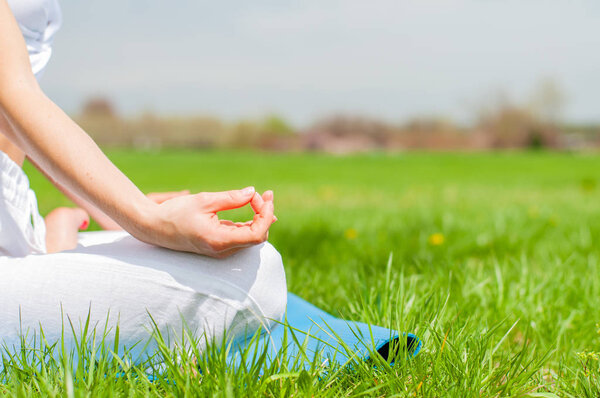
[148,190,190,204]
[199,186,255,212]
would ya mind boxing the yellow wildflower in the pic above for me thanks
[344,228,358,240]
[428,233,445,246]
[577,351,600,361]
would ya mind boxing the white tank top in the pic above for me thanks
[7,0,62,80]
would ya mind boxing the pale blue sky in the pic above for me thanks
[41,1,600,127]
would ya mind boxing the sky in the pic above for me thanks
[40,0,600,127]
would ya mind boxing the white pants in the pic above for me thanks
[0,152,287,358]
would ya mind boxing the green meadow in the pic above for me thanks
[8,150,600,396]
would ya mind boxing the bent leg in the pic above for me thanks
[0,231,287,360]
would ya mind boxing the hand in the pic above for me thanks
[147,190,190,204]
[220,190,278,227]
[137,186,276,258]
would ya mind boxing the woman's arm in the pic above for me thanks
[0,0,274,257]
[28,155,191,230]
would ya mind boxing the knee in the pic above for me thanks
[249,242,287,328]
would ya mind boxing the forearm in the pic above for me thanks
[1,87,155,237]
[28,156,123,230]
[63,190,123,231]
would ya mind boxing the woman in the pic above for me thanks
[0,0,286,358]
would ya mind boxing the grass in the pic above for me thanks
[4,150,600,396]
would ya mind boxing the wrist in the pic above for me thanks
[123,196,161,242]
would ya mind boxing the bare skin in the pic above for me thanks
[44,207,89,253]
[0,0,276,257]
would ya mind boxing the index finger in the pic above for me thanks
[251,191,277,222]
[215,200,274,247]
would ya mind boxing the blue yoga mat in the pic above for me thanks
[228,293,422,369]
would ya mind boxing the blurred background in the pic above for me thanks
[13,2,600,394]
[41,0,600,152]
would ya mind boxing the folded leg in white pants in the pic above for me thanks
[0,231,287,360]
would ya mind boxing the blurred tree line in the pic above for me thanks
[77,80,600,152]
[77,99,295,150]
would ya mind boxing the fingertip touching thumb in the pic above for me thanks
[202,187,256,212]
[241,186,255,196]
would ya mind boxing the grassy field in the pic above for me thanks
[6,150,600,396]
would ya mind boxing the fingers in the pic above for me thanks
[221,190,276,231]
[220,220,253,227]
[250,192,264,214]
[214,200,274,247]
[262,190,273,202]
[250,191,272,213]
[250,191,278,222]
[262,191,277,221]
[249,199,274,239]
[147,190,190,204]
[198,187,256,212]
[196,187,275,257]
